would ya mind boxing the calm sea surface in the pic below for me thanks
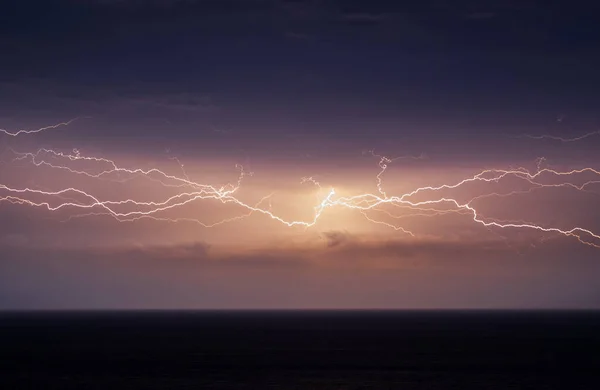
[1,311,599,389]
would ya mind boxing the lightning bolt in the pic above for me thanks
[2,120,600,249]
[515,130,600,142]
[0,118,84,137]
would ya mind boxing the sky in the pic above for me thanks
[1,0,600,309]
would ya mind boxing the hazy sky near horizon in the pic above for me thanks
[1,0,600,309]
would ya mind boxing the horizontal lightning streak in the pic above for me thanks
[515,130,600,142]
[1,121,600,249]
[0,118,83,137]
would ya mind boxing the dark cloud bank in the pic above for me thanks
[2,233,599,310]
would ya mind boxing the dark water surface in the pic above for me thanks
[1,311,599,389]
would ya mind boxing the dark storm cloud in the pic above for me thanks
[339,13,391,23]
[464,12,497,20]
[284,31,314,40]
[0,0,571,46]
[0,79,219,120]
[79,0,201,5]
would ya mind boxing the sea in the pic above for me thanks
[1,310,598,389]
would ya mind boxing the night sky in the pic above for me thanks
[1,0,600,309]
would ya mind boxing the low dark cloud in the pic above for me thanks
[321,230,351,248]
[2,230,599,309]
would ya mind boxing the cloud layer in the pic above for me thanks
[2,231,599,310]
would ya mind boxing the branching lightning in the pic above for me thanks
[2,120,600,249]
